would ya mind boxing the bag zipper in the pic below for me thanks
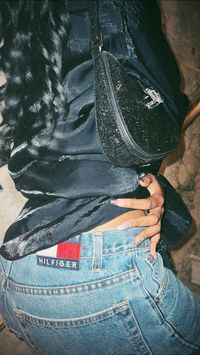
[100,51,175,160]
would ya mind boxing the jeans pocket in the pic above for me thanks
[135,251,168,302]
[0,261,23,340]
[135,253,200,353]
[14,301,150,355]
[155,270,200,351]
[0,270,4,315]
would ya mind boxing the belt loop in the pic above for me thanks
[92,231,103,272]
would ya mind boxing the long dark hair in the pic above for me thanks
[0,0,152,165]
[0,0,71,164]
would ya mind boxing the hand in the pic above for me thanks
[111,174,164,256]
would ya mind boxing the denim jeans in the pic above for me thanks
[0,227,200,355]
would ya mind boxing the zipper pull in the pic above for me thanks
[144,88,164,109]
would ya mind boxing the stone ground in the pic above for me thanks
[0,330,32,355]
[158,0,200,293]
[0,1,200,354]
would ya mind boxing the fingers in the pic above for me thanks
[149,234,160,257]
[111,174,163,256]
[139,173,153,188]
[118,222,160,256]
[117,210,162,229]
[135,228,160,256]
[139,173,163,196]
[139,175,162,255]
[111,174,164,211]
[111,194,164,210]
[135,223,161,245]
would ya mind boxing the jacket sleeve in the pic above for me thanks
[123,0,189,128]
[0,44,10,168]
[0,4,10,167]
[0,48,6,102]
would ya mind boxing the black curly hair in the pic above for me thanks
[0,0,154,166]
[0,0,71,164]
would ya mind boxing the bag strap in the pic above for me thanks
[88,0,103,58]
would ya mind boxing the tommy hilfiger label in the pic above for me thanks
[37,256,80,270]
[36,235,81,270]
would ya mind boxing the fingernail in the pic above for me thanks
[136,238,143,246]
[139,172,146,180]
[110,200,118,205]
[110,200,124,207]
[117,223,131,230]
[147,254,156,262]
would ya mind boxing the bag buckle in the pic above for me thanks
[144,88,164,109]
[96,32,103,52]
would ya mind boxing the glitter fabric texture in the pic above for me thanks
[88,0,180,167]
[94,50,180,167]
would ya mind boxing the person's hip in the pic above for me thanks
[0,227,200,354]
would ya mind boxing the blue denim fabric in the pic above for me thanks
[0,227,200,355]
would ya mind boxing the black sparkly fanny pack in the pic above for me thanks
[88,0,180,167]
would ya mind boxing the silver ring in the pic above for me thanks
[144,209,150,215]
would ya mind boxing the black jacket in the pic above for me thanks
[0,0,189,260]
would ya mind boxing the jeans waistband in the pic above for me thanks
[80,227,149,259]
[0,227,150,278]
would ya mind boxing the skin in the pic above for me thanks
[111,173,164,257]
